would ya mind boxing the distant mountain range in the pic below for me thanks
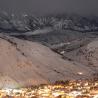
[0,12,98,33]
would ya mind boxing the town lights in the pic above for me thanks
[68,91,82,97]
[1,80,98,98]
[93,94,98,98]
[2,88,13,95]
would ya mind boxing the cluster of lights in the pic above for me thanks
[0,79,98,98]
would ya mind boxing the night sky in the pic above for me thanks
[0,0,97,16]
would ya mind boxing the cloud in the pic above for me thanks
[0,0,97,15]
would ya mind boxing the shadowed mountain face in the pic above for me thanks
[12,29,98,72]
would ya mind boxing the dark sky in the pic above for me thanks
[0,0,98,16]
